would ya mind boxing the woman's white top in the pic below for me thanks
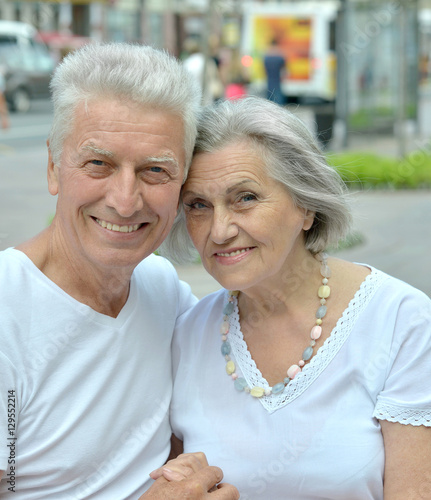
[171,266,431,500]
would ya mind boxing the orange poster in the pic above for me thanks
[251,16,313,81]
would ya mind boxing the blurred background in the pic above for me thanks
[0,0,430,297]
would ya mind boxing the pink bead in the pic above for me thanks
[220,321,229,334]
[310,325,322,340]
[231,373,238,380]
[299,360,305,367]
[287,364,301,379]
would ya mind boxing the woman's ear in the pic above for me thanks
[303,210,315,231]
[47,141,59,196]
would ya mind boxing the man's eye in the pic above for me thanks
[149,166,163,173]
[90,160,104,166]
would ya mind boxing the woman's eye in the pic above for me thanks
[185,200,207,210]
[240,193,257,203]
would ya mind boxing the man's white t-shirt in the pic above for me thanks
[0,248,196,499]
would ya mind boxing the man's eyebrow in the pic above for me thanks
[144,155,180,169]
[80,146,180,169]
[81,143,114,158]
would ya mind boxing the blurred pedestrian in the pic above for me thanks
[225,77,247,100]
[182,38,224,105]
[0,67,9,130]
[264,38,286,106]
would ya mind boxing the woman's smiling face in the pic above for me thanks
[182,140,314,292]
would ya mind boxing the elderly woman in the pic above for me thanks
[156,97,431,499]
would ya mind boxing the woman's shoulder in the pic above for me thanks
[327,257,429,323]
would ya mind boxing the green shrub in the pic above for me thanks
[327,151,431,189]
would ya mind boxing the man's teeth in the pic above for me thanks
[96,219,141,233]
[217,248,252,257]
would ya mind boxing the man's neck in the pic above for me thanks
[15,228,133,318]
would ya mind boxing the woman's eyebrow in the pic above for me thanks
[226,179,259,195]
[183,179,259,199]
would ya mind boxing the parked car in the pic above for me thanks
[0,21,56,112]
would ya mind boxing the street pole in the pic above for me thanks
[201,0,217,99]
[397,1,407,158]
[335,0,350,148]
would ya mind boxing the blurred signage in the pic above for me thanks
[20,0,107,3]
[241,2,339,102]
[252,16,313,81]
[146,0,208,12]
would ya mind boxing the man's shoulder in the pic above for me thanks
[133,253,180,291]
[134,253,175,275]
[0,248,25,278]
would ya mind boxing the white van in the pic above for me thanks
[0,20,56,112]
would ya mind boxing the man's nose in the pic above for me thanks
[105,169,144,218]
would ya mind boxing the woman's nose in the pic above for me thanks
[210,208,239,244]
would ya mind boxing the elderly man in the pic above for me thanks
[0,43,238,499]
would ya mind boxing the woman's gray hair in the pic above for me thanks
[49,42,201,175]
[160,96,352,263]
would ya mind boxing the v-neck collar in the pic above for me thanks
[7,248,138,328]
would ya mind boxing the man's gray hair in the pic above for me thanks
[160,96,352,263]
[49,42,201,176]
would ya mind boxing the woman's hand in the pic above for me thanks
[150,452,210,482]
[142,452,240,499]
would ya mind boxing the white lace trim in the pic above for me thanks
[374,401,431,427]
[227,267,387,414]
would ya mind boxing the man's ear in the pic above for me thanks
[303,209,315,231]
[47,140,59,196]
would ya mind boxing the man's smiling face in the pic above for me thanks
[48,98,186,273]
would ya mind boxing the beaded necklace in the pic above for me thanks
[220,253,331,398]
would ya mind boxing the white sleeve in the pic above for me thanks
[176,277,198,317]
[160,257,198,318]
[373,292,431,426]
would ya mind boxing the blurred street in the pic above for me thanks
[0,98,430,298]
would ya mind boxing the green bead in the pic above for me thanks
[234,377,248,391]
[302,346,314,361]
[223,302,234,315]
[272,383,285,394]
